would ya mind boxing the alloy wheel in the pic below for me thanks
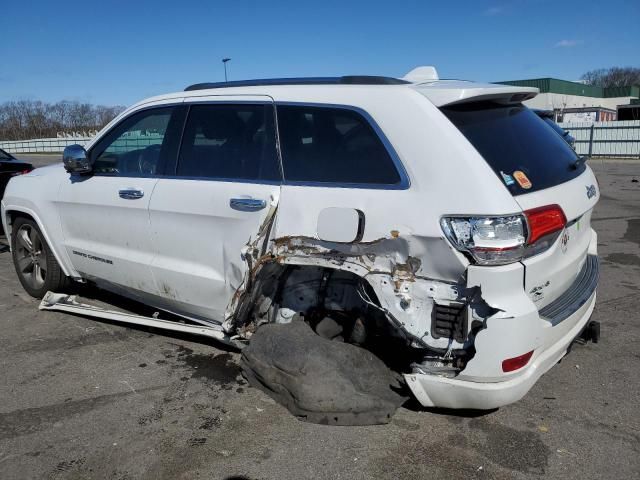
[15,224,48,289]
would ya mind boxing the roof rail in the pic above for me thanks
[184,76,409,91]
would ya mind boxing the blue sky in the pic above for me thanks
[2,0,638,106]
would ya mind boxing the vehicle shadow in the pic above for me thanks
[401,396,498,417]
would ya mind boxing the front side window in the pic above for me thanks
[276,105,403,186]
[91,107,177,176]
[176,104,280,182]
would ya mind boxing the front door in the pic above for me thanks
[148,96,281,322]
[57,103,185,296]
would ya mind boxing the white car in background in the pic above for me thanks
[1,67,600,410]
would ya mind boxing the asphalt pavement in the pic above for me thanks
[1,155,639,479]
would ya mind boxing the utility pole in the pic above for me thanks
[222,58,231,82]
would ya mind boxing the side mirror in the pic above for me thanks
[63,144,91,174]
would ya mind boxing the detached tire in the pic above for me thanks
[11,217,70,298]
[241,321,407,425]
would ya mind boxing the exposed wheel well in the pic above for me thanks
[5,210,35,239]
[4,210,74,279]
[235,261,415,344]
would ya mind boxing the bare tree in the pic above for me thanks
[0,100,125,141]
[581,67,640,88]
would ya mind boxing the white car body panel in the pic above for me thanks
[1,164,77,278]
[57,175,160,294]
[1,72,600,410]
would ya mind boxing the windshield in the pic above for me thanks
[442,102,584,195]
[0,149,13,160]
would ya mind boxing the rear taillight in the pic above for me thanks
[441,205,567,266]
[441,215,526,265]
[524,205,566,244]
[10,169,32,177]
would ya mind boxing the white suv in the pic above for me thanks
[1,67,600,410]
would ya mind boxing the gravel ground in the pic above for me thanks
[1,156,639,479]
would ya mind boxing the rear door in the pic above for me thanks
[147,96,281,322]
[442,102,599,308]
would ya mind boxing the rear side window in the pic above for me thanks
[442,102,583,194]
[277,105,403,187]
[176,104,280,182]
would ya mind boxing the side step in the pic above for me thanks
[39,291,240,347]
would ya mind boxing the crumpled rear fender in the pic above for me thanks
[224,228,469,349]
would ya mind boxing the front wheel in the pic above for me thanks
[11,217,70,298]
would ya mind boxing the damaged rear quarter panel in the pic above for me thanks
[226,91,526,347]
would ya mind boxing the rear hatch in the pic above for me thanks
[442,102,598,309]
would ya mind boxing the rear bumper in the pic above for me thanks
[404,253,599,410]
[405,290,595,409]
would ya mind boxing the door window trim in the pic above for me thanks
[274,101,410,190]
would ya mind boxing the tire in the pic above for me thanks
[11,217,70,298]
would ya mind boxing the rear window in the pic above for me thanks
[442,102,584,195]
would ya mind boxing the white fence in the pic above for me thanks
[559,120,640,158]
[0,134,164,154]
[0,137,93,154]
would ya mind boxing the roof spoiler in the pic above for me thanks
[413,81,539,107]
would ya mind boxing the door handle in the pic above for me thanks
[230,198,267,212]
[119,188,144,200]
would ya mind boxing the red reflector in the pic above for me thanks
[502,350,534,372]
[525,205,566,244]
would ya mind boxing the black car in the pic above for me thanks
[533,110,576,149]
[1,148,33,233]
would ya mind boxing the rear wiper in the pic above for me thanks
[571,155,588,170]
